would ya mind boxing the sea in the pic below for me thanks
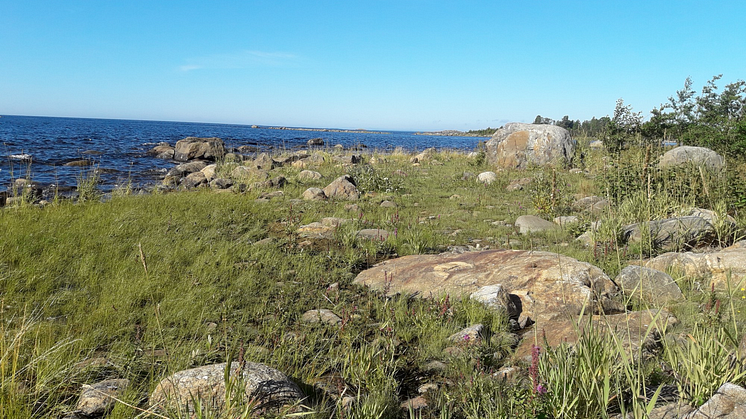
[0,115,484,195]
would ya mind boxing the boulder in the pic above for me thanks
[302,187,326,201]
[297,222,336,238]
[573,196,609,213]
[353,249,619,324]
[614,265,683,307]
[334,154,362,165]
[514,309,678,361]
[251,153,276,171]
[323,175,360,200]
[476,171,498,185]
[231,166,268,181]
[554,215,579,227]
[448,324,484,345]
[506,177,532,191]
[307,138,324,146]
[297,170,322,182]
[658,146,724,171]
[173,137,226,162]
[148,143,175,159]
[638,240,746,290]
[75,378,130,417]
[470,284,520,320]
[410,148,437,164]
[687,382,746,418]
[380,200,396,208]
[355,229,391,241]
[181,171,207,188]
[200,164,217,182]
[167,161,207,178]
[149,362,303,415]
[515,215,559,234]
[301,309,342,325]
[210,178,234,190]
[623,216,716,251]
[485,123,575,169]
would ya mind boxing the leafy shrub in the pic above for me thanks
[348,165,404,194]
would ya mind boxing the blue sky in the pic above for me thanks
[1,1,745,131]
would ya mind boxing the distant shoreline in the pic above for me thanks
[256,125,391,135]
[414,129,493,137]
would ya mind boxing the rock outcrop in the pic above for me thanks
[513,309,678,361]
[353,249,619,324]
[485,123,574,169]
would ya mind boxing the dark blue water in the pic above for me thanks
[0,115,483,194]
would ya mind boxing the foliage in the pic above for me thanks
[528,169,573,218]
[348,164,404,194]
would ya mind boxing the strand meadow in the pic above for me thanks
[3,75,746,418]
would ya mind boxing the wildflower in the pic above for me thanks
[535,384,547,394]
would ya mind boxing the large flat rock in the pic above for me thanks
[353,249,619,324]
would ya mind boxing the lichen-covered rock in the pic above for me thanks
[470,284,519,319]
[476,171,498,185]
[297,170,322,182]
[485,123,574,169]
[614,265,683,307]
[514,309,678,361]
[301,309,342,325]
[173,137,225,162]
[76,378,130,417]
[302,187,326,201]
[622,216,716,251]
[687,382,746,418]
[353,249,619,324]
[323,175,360,200]
[659,146,724,171]
[515,215,559,234]
[149,362,303,415]
[639,240,746,290]
[167,161,207,178]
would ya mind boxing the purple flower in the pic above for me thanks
[535,384,547,394]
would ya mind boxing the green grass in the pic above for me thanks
[1,146,746,417]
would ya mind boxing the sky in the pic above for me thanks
[1,1,745,131]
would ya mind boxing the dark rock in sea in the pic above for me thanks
[307,137,324,146]
[148,142,176,159]
[173,137,226,162]
[64,159,92,167]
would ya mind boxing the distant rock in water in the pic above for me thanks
[485,123,574,169]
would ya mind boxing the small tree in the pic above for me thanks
[603,99,643,153]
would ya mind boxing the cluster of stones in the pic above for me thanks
[64,126,746,418]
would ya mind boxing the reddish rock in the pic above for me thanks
[353,249,619,324]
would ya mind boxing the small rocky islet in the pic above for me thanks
[5,123,746,418]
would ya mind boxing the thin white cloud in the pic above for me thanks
[179,50,299,71]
